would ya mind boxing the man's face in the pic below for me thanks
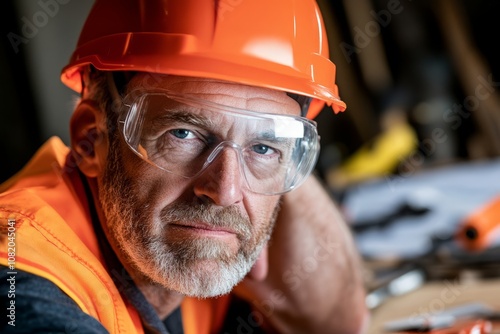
[98,75,301,298]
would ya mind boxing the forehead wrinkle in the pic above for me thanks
[185,92,300,116]
[127,75,301,116]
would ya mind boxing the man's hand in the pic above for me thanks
[234,175,369,333]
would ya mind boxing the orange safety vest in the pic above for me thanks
[0,137,230,333]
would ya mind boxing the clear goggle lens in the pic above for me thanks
[119,90,319,195]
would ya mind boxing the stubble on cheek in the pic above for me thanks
[98,136,153,265]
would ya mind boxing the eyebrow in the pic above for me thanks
[252,131,296,151]
[253,130,277,141]
[153,109,216,129]
[151,108,295,148]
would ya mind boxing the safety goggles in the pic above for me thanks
[119,89,320,195]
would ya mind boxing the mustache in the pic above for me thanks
[159,202,252,241]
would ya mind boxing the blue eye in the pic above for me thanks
[252,144,274,155]
[170,129,195,139]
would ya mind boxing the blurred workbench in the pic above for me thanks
[366,272,500,333]
[337,158,500,333]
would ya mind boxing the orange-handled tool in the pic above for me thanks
[457,197,500,251]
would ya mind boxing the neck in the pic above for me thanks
[134,279,185,319]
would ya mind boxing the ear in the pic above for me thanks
[70,100,108,178]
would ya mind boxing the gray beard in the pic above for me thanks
[98,138,277,298]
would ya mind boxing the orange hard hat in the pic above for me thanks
[61,0,346,118]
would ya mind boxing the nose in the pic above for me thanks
[193,146,244,206]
